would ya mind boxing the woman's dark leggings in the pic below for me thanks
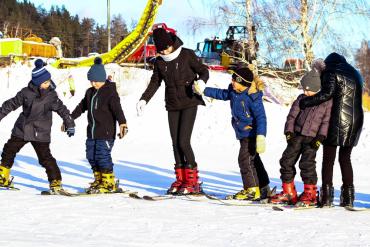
[168,106,197,168]
[322,145,353,186]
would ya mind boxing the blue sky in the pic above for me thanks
[25,0,369,64]
[26,0,222,50]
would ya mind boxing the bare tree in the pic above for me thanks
[192,0,369,68]
[111,14,129,47]
[246,0,258,70]
[355,40,370,93]
[255,0,370,67]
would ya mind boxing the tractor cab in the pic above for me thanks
[195,38,226,71]
[194,25,257,71]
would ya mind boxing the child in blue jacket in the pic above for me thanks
[193,67,270,200]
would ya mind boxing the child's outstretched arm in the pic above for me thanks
[71,91,88,120]
[0,91,24,121]
[52,96,75,128]
[202,85,231,101]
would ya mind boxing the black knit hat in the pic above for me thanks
[232,67,254,86]
[153,28,174,52]
[87,57,106,82]
[32,59,51,87]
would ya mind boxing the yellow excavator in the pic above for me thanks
[52,0,163,68]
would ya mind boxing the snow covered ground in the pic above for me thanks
[0,64,369,247]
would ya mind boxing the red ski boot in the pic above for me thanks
[179,167,202,195]
[167,166,184,195]
[270,182,298,205]
[297,184,317,207]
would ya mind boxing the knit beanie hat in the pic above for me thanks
[153,28,174,52]
[300,69,321,92]
[32,59,51,87]
[232,67,254,86]
[87,57,106,82]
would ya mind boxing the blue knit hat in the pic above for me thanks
[87,57,106,82]
[32,59,51,87]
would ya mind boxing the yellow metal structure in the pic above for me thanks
[0,38,23,56]
[23,41,57,57]
[53,0,163,68]
[0,37,57,59]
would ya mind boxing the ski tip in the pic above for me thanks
[129,193,142,199]
[40,191,52,195]
[272,206,284,211]
[345,206,369,212]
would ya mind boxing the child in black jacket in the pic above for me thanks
[71,57,127,193]
[0,59,75,194]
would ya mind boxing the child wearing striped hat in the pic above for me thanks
[0,59,75,194]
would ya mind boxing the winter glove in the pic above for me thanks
[192,80,206,95]
[285,132,296,145]
[118,124,128,139]
[310,135,325,150]
[256,135,266,154]
[136,100,147,116]
[66,127,75,137]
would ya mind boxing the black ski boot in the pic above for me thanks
[319,184,334,207]
[340,184,355,207]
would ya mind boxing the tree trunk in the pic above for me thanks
[246,0,258,72]
[300,0,314,69]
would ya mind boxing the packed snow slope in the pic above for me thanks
[0,63,369,247]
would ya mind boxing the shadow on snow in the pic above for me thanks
[6,153,370,208]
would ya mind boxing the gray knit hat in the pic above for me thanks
[300,69,321,92]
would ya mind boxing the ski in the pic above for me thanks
[142,195,174,201]
[183,193,210,201]
[272,205,319,211]
[0,185,20,191]
[129,193,175,201]
[128,192,143,199]
[69,188,137,197]
[41,186,136,197]
[344,206,370,212]
[41,189,74,196]
[0,177,20,191]
[201,186,277,206]
[204,194,274,207]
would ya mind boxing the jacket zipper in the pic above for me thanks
[91,91,98,139]
[241,100,250,117]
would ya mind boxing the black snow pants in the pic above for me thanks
[239,137,270,188]
[168,106,197,168]
[1,135,61,182]
[322,145,354,186]
[279,135,318,184]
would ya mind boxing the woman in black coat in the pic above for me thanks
[299,53,364,207]
[136,28,209,195]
